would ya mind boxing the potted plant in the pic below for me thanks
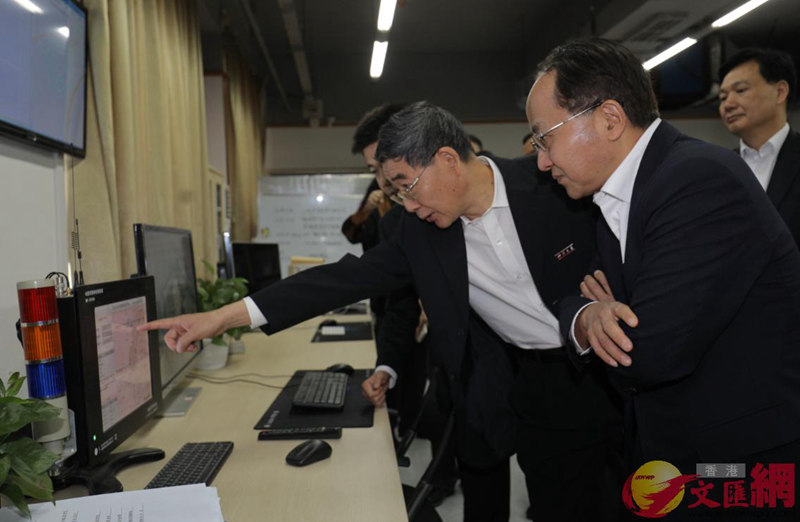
[0,372,60,518]
[195,261,248,369]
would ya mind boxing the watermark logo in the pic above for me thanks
[623,460,796,517]
[622,460,698,518]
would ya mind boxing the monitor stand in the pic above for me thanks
[53,448,165,495]
[156,386,201,417]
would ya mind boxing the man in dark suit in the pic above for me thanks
[718,48,800,246]
[527,38,800,518]
[143,102,623,522]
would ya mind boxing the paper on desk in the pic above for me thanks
[320,325,346,336]
[0,483,224,522]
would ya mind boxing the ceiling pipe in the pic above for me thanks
[236,0,292,111]
[278,0,322,125]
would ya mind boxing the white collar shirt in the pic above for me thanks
[593,118,662,262]
[459,156,562,349]
[739,123,790,191]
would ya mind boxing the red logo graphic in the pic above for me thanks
[622,461,796,517]
[622,461,698,518]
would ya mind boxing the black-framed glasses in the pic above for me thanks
[529,100,602,153]
[386,163,432,204]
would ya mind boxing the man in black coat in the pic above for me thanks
[528,39,800,519]
[719,47,800,246]
[143,102,623,522]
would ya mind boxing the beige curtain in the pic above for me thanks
[74,0,212,282]
[225,46,264,242]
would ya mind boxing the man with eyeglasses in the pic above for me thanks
[141,101,624,521]
[527,38,800,518]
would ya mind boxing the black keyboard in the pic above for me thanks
[292,371,348,409]
[145,441,233,489]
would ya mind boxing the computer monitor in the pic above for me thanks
[232,242,281,294]
[56,276,164,493]
[133,224,203,416]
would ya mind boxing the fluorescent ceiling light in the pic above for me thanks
[712,0,771,28]
[370,41,389,79]
[377,0,397,31]
[642,37,697,70]
[12,0,43,14]
[57,26,70,38]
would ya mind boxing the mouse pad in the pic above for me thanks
[311,321,373,343]
[254,369,375,429]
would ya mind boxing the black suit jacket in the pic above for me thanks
[561,122,800,464]
[253,154,599,466]
[766,128,800,247]
[373,205,421,373]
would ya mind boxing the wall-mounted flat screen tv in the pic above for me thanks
[0,0,87,157]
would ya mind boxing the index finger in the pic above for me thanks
[138,317,180,331]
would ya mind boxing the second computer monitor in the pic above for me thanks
[232,242,281,294]
[133,224,201,397]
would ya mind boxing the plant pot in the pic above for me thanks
[229,338,246,355]
[194,337,229,370]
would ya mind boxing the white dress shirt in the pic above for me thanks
[739,123,790,191]
[570,118,662,352]
[461,156,562,349]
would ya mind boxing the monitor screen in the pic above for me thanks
[232,242,281,294]
[133,224,202,392]
[59,276,162,467]
[0,0,87,156]
[95,295,153,432]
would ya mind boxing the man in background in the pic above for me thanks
[718,47,800,246]
[468,134,483,154]
[521,133,535,156]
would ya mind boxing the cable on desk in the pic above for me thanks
[190,371,294,379]
[188,374,287,390]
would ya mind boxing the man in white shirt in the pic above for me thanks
[528,38,800,519]
[142,101,624,522]
[719,47,800,246]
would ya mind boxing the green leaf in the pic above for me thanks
[6,374,24,399]
[0,399,60,437]
[0,455,10,485]
[0,377,6,398]
[0,482,31,519]
[201,259,215,277]
[5,470,53,503]
[5,438,59,475]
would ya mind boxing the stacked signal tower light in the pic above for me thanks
[16,279,72,459]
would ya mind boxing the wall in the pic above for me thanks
[265,111,800,174]
[0,137,67,391]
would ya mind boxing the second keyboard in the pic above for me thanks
[292,371,348,409]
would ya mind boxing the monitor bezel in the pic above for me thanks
[133,223,203,392]
[73,276,162,465]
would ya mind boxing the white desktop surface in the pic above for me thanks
[68,315,407,521]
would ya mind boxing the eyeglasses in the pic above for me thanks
[529,100,602,153]
[386,163,432,204]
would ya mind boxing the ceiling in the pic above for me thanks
[198,0,800,126]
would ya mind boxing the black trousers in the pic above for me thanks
[458,347,625,522]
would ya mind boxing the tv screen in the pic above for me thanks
[0,0,87,156]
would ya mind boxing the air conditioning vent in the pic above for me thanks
[622,12,687,42]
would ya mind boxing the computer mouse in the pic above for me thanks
[320,319,338,327]
[285,439,332,467]
[325,363,354,376]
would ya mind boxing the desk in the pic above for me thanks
[114,315,407,521]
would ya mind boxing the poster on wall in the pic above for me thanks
[257,173,374,277]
